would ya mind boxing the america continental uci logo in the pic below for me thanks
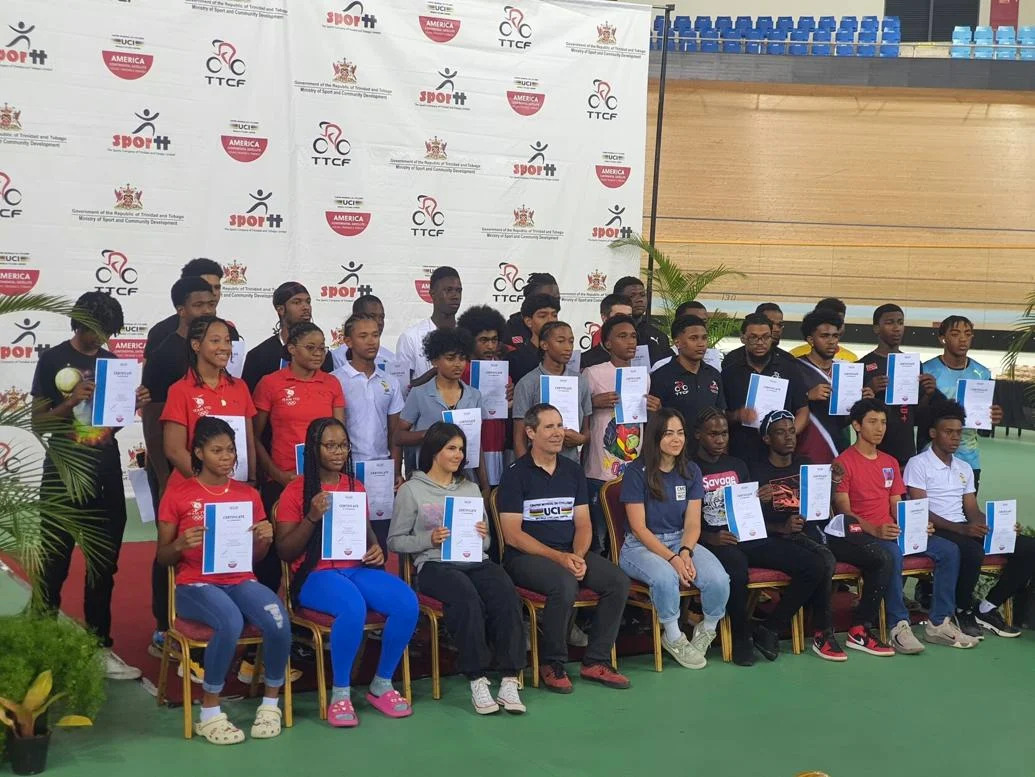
[595,151,631,188]
[507,77,544,116]
[419,2,461,43]
[102,35,154,80]
[326,195,371,237]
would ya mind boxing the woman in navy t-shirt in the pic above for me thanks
[619,408,730,670]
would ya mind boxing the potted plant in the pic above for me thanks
[0,615,104,775]
[610,234,745,346]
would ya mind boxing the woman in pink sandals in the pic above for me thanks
[276,417,418,726]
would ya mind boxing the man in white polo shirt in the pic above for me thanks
[904,399,1034,639]
[395,266,462,395]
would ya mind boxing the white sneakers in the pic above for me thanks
[925,618,980,649]
[496,677,526,714]
[470,676,526,715]
[661,633,706,669]
[102,650,142,680]
[889,620,926,654]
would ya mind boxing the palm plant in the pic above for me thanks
[1003,289,1035,392]
[0,294,109,609]
[610,234,746,346]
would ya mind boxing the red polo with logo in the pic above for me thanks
[276,474,366,573]
[253,367,346,472]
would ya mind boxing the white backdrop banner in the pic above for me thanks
[0,0,649,488]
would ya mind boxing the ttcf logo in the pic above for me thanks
[411,194,444,237]
[112,108,171,151]
[0,171,22,219]
[1,22,47,65]
[498,6,532,48]
[419,68,467,106]
[205,39,246,87]
[586,79,618,120]
[311,121,351,166]
[326,2,377,28]
[229,190,284,229]
[514,140,556,177]
[95,249,139,296]
[592,205,632,239]
[492,262,526,304]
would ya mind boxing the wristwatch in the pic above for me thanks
[679,545,694,557]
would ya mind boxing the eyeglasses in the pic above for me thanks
[744,334,772,345]
[320,442,351,452]
[298,344,328,355]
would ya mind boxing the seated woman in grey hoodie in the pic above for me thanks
[388,422,527,716]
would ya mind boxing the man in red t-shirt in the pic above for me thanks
[833,399,973,654]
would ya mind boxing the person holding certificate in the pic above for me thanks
[752,411,894,660]
[504,293,560,387]
[618,409,731,669]
[904,400,1033,639]
[499,404,632,693]
[388,423,526,716]
[833,399,974,653]
[156,417,289,744]
[394,327,488,490]
[161,316,257,490]
[276,418,417,727]
[692,408,837,665]
[31,291,151,681]
[512,321,592,460]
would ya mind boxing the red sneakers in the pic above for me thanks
[811,630,848,662]
[845,625,895,657]
[579,662,631,689]
[539,663,573,694]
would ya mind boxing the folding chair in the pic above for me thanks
[399,555,448,700]
[488,488,616,687]
[157,567,294,738]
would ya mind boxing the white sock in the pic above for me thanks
[260,696,279,710]
[199,705,221,723]
[978,600,996,615]
[701,615,719,632]
[662,620,682,643]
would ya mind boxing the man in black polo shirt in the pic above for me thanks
[859,303,939,469]
[612,276,670,366]
[241,281,334,392]
[723,302,793,369]
[143,258,225,361]
[498,403,631,693]
[722,313,808,462]
[505,293,559,386]
[579,293,631,371]
[503,272,559,348]
[650,315,724,451]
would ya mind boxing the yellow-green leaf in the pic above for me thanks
[0,696,23,716]
[0,708,14,728]
[22,671,53,712]
[56,715,92,727]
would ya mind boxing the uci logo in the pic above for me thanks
[586,79,618,120]
[205,39,246,87]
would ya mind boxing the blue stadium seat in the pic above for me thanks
[974,25,994,59]
[674,15,692,31]
[699,28,719,52]
[879,41,900,57]
[788,29,808,55]
[715,16,733,33]
[735,15,753,32]
[767,29,787,54]
[721,27,742,53]
[756,16,774,33]
[694,15,713,32]
[857,31,877,57]
[818,15,836,31]
[745,28,763,54]
[812,29,832,56]
[678,29,698,52]
[835,28,854,56]
[654,15,666,32]
[995,24,1016,59]
[882,17,901,33]
[797,16,816,32]
[861,16,879,32]
[840,16,858,32]
[776,16,794,32]
[1020,26,1035,59]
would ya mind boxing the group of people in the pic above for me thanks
[29,259,1035,744]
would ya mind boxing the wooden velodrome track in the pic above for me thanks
[641,80,1035,321]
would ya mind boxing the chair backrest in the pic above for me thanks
[882,30,902,43]
[653,15,666,32]
[996,26,1016,42]
[790,30,809,42]
[952,25,972,43]
[776,15,793,30]
[166,566,178,623]
[859,30,877,43]
[721,27,742,39]
[599,478,626,565]
[674,15,692,30]
[813,29,832,42]
[701,28,719,40]
[797,16,816,30]
[735,15,752,29]
[818,15,836,30]
[715,16,733,29]
[487,487,506,557]
[835,28,854,42]
[840,15,858,29]
[694,15,712,31]
[974,25,994,41]
[756,15,774,29]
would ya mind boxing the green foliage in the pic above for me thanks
[610,234,746,347]
[0,616,104,741]
[1002,289,1035,402]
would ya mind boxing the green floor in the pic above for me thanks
[4,436,1035,777]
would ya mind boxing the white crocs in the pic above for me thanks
[250,705,282,739]
[194,713,245,745]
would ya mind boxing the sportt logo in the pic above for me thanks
[419,3,461,43]
[492,262,526,304]
[587,79,618,120]
[112,108,172,153]
[228,189,285,230]
[1,22,49,67]
[102,35,154,80]
[507,77,544,116]
[326,2,378,30]
[95,249,139,296]
[205,39,246,87]
[326,196,371,237]
[591,204,632,240]
[114,183,143,211]
[595,151,630,188]
[0,171,22,219]
[411,194,444,237]
[0,103,21,132]
[498,5,532,48]
[2,317,47,362]
[513,140,557,180]
[418,67,468,109]
[312,121,351,166]
[321,260,373,300]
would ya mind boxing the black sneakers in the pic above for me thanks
[733,637,756,667]
[973,607,1022,638]
[752,624,780,662]
[953,610,984,640]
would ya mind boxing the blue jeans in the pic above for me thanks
[619,531,730,629]
[878,536,960,625]
[299,567,418,687]
[175,580,290,694]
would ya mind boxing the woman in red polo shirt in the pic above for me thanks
[157,416,290,745]
[253,322,345,504]
[161,316,257,489]
[276,417,417,727]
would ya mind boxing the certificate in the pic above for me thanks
[295,443,305,475]
[744,374,788,429]
[442,408,482,463]
[226,338,246,379]
[90,358,140,427]
[631,345,651,370]
[383,359,411,391]
[212,415,248,482]
[984,500,1017,555]
[897,498,929,555]
[442,496,484,562]
[723,482,768,541]
[540,375,581,431]
[469,360,509,421]
[800,464,832,522]
[829,362,864,416]
[614,366,648,424]
[355,459,395,521]
[885,352,921,405]
[201,501,253,575]
[322,491,367,561]
[957,379,995,430]
[128,468,155,523]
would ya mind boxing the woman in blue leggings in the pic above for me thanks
[276,417,418,727]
